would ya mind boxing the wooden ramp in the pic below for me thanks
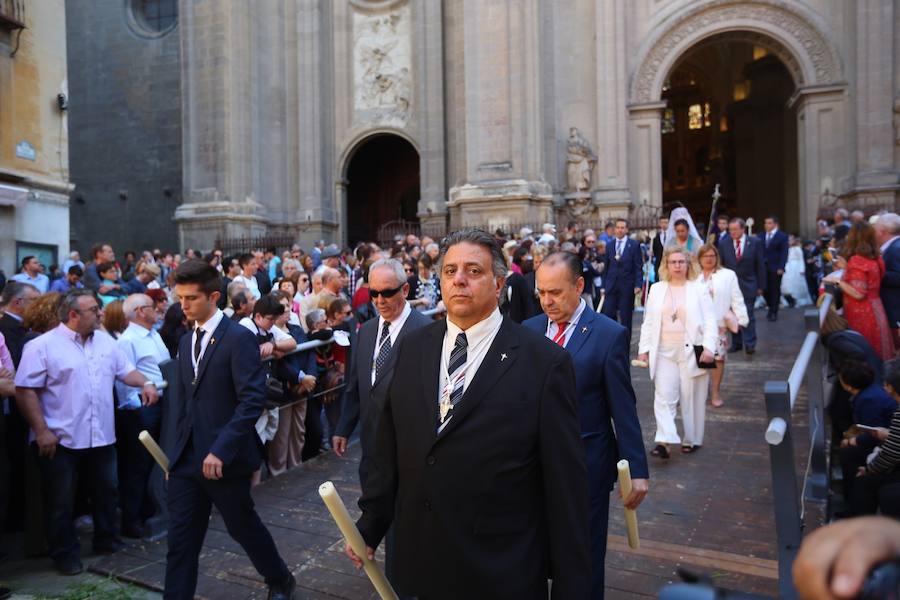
[86,308,809,599]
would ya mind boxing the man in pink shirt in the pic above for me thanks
[14,289,159,576]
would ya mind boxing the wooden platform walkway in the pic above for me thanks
[24,307,814,599]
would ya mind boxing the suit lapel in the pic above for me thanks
[372,313,416,390]
[193,318,229,393]
[358,322,376,397]
[435,318,519,442]
[564,307,593,359]
[420,321,445,435]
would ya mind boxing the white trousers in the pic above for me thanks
[653,344,710,446]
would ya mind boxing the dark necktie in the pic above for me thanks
[445,332,468,414]
[374,321,392,381]
[194,328,204,364]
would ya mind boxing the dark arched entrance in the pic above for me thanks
[346,134,420,245]
[661,37,799,232]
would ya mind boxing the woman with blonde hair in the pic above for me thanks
[23,292,63,334]
[697,243,749,407]
[638,247,718,458]
[101,299,127,338]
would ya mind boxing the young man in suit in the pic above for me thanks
[651,215,668,284]
[718,218,766,354]
[347,229,590,600]
[600,218,643,345]
[759,215,790,320]
[875,213,900,347]
[165,260,294,600]
[525,251,649,600]
[332,258,430,590]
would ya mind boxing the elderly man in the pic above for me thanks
[833,208,851,242]
[15,289,159,575]
[115,294,170,538]
[348,229,590,599]
[525,251,648,600]
[11,256,49,293]
[333,258,430,591]
[876,213,900,346]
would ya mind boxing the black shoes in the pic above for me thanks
[54,556,84,576]
[268,573,296,600]
[766,313,778,322]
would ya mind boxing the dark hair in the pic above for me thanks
[884,358,900,395]
[20,255,35,268]
[252,294,285,318]
[67,265,83,277]
[766,215,780,224]
[266,246,276,255]
[512,245,530,267]
[674,219,689,229]
[437,228,508,277]
[615,217,628,226]
[327,297,350,319]
[717,214,730,222]
[231,291,248,310]
[159,302,187,358]
[541,251,583,284]
[91,243,110,259]
[97,261,116,276]
[238,253,255,268]
[838,359,875,390]
[58,289,98,323]
[173,259,222,296]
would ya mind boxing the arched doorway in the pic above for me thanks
[345,134,420,245]
[660,38,798,232]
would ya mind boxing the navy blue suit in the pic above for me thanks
[719,235,766,349]
[759,229,789,317]
[524,307,648,600]
[601,237,643,345]
[881,237,900,329]
[164,316,289,600]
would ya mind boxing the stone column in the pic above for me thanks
[627,102,665,215]
[447,0,552,231]
[175,0,267,250]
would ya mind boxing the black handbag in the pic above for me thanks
[693,345,716,369]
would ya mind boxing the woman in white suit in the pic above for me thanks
[697,243,749,408]
[638,247,718,458]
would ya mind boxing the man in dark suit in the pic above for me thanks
[875,213,900,346]
[332,258,429,590]
[651,215,668,283]
[524,251,649,600]
[347,229,590,599]
[759,215,790,321]
[600,218,643,345]
[164,260,294,600]
[718,218,766,354]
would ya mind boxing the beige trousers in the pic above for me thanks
[267,398,308,477]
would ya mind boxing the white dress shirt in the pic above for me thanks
[191,309,225,375]
[545,299,587,348]
[438,308,504,430]
[116,322,170,409]
[371,301,412,385]
[233,274,261,300]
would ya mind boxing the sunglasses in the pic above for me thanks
[369,285,404,299]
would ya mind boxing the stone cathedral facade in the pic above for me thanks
[67,0,900,251]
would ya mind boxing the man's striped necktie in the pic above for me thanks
[439,332,468,431]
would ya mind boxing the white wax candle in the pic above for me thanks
[138,430,169,474]
[616,459,640,549]
[318,481,399,600]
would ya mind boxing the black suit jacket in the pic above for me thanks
[718,236,766,298]
[0,313,28,368]
[602,237,643,292]
[652,231,666,276]
[881,237,900,327]
[356,317,590,600]
[335,308,430,484]
[759,229,789,273]
[169,316,267,478]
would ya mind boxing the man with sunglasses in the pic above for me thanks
[15,289,159,575]
[332,258,430,591]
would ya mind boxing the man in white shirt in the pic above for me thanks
[10,256,49,293]
[232,253,261,300]
[115,294,170,538]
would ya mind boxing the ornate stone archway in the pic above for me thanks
[626,0,847,235]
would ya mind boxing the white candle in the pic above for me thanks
[318,481,399,600]
[138,430,169,475]
[616,459,640,549]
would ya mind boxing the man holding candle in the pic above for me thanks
[525,251,649,600]
[348,229,591,599]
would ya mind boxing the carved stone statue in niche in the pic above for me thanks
[566,127,597,192]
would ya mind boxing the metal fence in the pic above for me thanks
[762,293,832,599]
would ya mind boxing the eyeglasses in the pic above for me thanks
[404,267,414,273]
[137,304,155,311]
[369,285,404,299]
[77,305,101,314]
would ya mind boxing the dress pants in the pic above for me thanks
[601,284,635,346]
[653,344,709,446]
[302,396,324,461]
[765,271,783,316]
[732,294,758,350]
[116,404,161,530]
[164,472,290,600]
[589,492,610,600]
[268,399,307,477]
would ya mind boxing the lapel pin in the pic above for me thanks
[500,353,508,362]
[581,326,588,333]
[209,338,215,345]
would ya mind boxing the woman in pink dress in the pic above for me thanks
[828,222,896,360]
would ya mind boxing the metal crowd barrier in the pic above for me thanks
[762,293,833,599]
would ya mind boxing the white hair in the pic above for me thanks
[368,258,407,286]
[123,293,152,320]
[875,212,900,235]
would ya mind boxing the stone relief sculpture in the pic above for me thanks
[353,4,411,126]
[565,127,597,192]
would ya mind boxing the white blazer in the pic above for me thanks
[638,280,718,381]
[698,268,749,328]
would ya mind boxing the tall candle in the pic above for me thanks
[616,459,641,549]
[318,481,398,600]
[138,430,169,475]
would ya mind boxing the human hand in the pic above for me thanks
[834,255,847,270]
[98,285,113,294]
[259,342,275,358]
[633,287,642,296]
[301,375,316,393]
[872,427,890,442]
[141,383,159,406]
[777,269,784,276]
[793,516,900,599]
[272,349,285,360]
[202,452,224,479]
[700,350,715,364]
[637,352,649,363]
[344,542,374,569]
[332,436,348,457]
[856,466,867,478]
[622,478,648,510]
[0,367,13,380]
[36,428,59,459]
